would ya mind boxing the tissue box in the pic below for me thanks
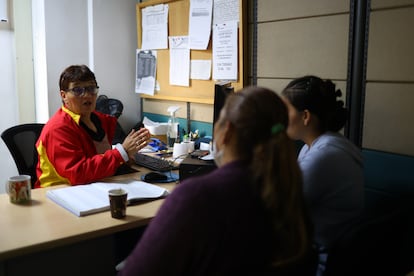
[143,117,168,135]
[144,123,168,135]
[143,117,168,144]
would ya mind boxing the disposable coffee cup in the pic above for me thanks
[173,142,188,158]
[108,188,127,219]
[6,175,31,204]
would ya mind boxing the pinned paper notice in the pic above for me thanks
[169,36,190,86]
[141,4,169,50]
[191,60,211,80]
[212,21,238,81]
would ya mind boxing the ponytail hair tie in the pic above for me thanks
[271,123,285,135]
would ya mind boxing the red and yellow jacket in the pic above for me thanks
[35,106,125,188]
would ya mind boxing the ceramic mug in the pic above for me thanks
[6,175,31,203]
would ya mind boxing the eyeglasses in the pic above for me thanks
[66,86,99,97]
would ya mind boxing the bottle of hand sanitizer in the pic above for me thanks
[167,106,180,148]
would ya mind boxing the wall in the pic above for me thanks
[43,0,90,118]
[14,0,36,123]
[0,0,141,193]
[0,0,21,194]
[142,0,351,137]
[43,0,141,131]
[144,0,354,139]
[251,0,414,157]
[251,0,349,102]
[363,1,414,155]
[93,0,142,129]
[0,23,17,125]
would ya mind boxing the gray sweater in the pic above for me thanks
[298,132,364,250]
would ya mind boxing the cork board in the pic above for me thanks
[136,0,246,104]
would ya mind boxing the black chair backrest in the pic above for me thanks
[1,123,45,188]
[96,95,127,144]
[96,95,124,118]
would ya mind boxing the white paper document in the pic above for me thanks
[188,0,213,50]
[46,180,169,217]
[191,60,211,80]
[213,0,240,25]
[169,36,190,86]
[135,49,157,95]
[141,4,169,50]
[212,21,238,81]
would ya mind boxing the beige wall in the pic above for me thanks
[364,2,414,155]
[253,0,349,95]
[143,99,213,123]
[253,0,414,156]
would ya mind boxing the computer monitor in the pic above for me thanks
[213,81,234,127]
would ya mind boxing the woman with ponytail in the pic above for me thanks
[282,76,364,274]
[119,86,313,275]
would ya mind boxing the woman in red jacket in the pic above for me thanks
[35,64,149,187]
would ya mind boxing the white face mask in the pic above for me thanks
[212,140,224,167]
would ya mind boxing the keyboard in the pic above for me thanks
[134,153,178,172]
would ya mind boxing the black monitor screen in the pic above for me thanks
[213,82,234,127]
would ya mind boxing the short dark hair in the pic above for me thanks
[59,64,97,91]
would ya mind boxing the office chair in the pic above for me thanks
[324,189,410,275]
[96,95,127,144]
[1,123,45,188]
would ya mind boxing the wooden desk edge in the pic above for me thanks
[0,170,177,261]
[0,215,153,261]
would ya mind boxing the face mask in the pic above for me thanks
[212,140,224,167]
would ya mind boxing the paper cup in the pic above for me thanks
[173,143,188,158]
[186,141,195,153]
[108,188,128,219]
[6,175,31,204]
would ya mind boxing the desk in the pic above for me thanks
[0,168,176,276]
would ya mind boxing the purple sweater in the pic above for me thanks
[118,161,274,276]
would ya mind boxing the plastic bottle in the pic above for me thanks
[167,106,180,148]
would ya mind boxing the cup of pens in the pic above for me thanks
[108,188,128,219]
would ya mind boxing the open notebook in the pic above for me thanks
[46,180,169,217]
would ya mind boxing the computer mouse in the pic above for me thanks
[144,172,168,182]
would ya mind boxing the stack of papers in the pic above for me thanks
[46,180,169,217]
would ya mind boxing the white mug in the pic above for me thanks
[6,175,31,203]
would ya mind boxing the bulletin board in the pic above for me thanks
[136,0,246,104]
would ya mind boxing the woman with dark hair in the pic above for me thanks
[35,65,150,187]
[118,86,312,275]
[282,75,364,274]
